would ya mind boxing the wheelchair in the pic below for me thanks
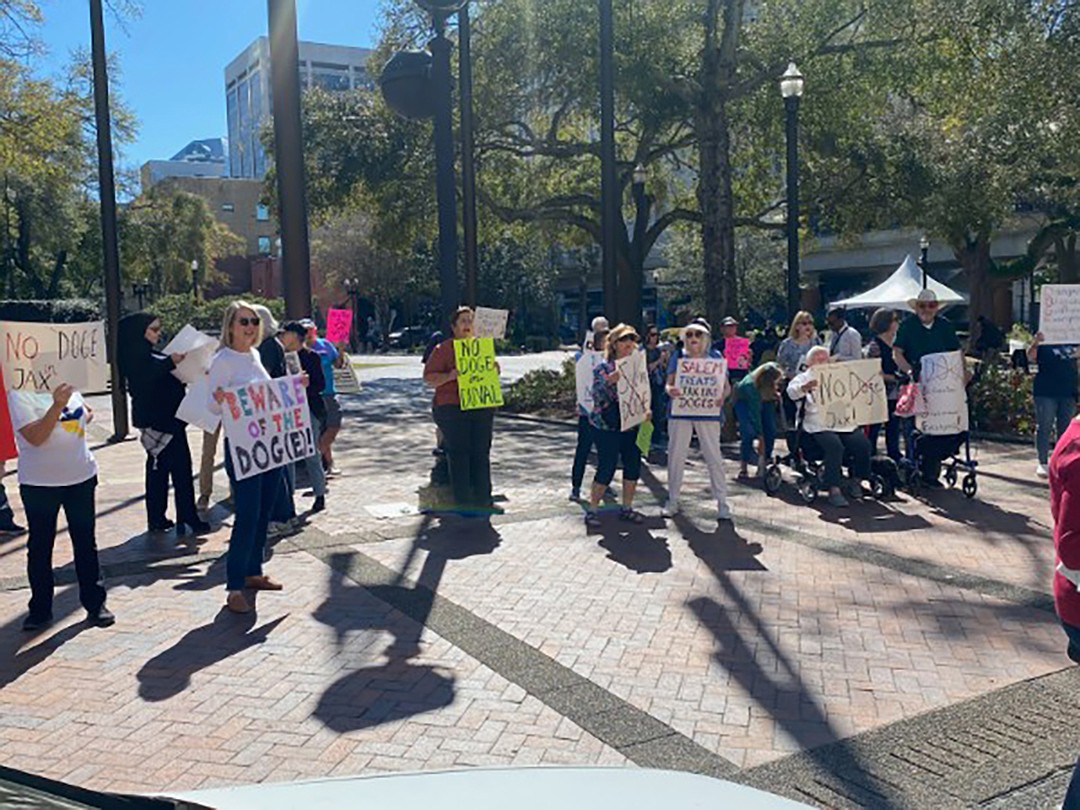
[897,425,978,498]
[763,403,893,504]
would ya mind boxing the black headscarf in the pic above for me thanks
[117,311,158,381]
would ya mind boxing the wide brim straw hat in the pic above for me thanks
[606,323,641,345]
[907,289,939,311]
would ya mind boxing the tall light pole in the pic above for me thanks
[89,0,127,441]
[919,235,930,290]
[191,259,199,300]
[458,4,479,307]
[268,0,313,319]
[780,62,804,320]
[599,0,618,321]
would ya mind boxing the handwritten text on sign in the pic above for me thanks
[811,359,888,430]
[724,336,752,371]
[672,356,727,418]
[454,337,503,410]
[616,349,650,431]
[472,307,509,340]
[1038,285,1080,344]
[917,350,968,435]
[326,309,352,344]
[220,374,317,481]
[0,321,106,393]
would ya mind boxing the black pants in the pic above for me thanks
[21,476,104,620]
[868,400,902,461]
[433,405,494,507]
[571,415,596,490]
[594,427,642,486]
[806,431,872,488]
[145,429,198,527]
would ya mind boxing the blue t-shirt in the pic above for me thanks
[310,338,339,396]
[665,348,728,422]
[1035,345,1079,399]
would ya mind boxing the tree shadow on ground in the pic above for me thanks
[136,606,286,701]
[0,586,90,690]
[669,512,766,574]
[313,515,501,733]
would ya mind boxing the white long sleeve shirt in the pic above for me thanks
[206,347,271,415]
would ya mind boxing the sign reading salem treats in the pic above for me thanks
[220,374,318,480]
[811,359,888,430]
[454,337,503,410]
[671,356,727,418]
[0,321,107,393]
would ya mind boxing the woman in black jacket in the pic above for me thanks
[118,312,210,535]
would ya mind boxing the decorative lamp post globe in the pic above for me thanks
[379,50,435,121]
[779,62,805,99]
[414,0,468,13]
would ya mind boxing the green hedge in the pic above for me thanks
[969,362,1035,436]
[147,294,287,340]
[0,299,102,323]
[503,357,577,419]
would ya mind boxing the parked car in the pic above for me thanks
[387,325,430,350]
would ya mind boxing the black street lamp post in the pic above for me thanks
[344,278,361,352]
[191,259,199,300]
[780,62,804,321]
[919,235,930,289]
[89,0,128,441]
[622,163,650,329]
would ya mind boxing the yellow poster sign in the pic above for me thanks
[454,337,503,411]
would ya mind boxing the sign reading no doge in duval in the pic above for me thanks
[220,374,318,481]
[455,337,503,411]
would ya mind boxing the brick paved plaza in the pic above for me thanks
[0,358,1077,808]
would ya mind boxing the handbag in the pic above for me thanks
[895,382,922,417]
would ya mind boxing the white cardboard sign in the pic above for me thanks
[163,325,218,385]
[576,351,602,412]
[917,350,969,435]
[671,356,727,418]
[811,359,888,430]
[220,374,318,480]
[0,321,107,393]
[472,307,509,340]
[615,349,650,431]
[1039,285,1080,344]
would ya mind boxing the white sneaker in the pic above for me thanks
[717,505,734,522]
[1036,464,1049,478]
[662,501,680,518]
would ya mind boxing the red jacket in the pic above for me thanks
[1050,418,1080,627]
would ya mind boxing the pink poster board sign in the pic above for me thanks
[724,336,751,371]
[326,309,352,344]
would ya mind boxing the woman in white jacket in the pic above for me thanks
[787,346,873,507]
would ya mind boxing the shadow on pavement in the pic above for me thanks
[136,608,286,701]
[313,515,501,733]
[0,587,88,689]
[589,515,673,574]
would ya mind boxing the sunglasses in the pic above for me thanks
[685,330,706,338]
[618,335,639,343]
[236,316,261,327]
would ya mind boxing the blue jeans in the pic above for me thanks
[1035,396,1076,465]
[734,399,777,464]
[270,467,296,524]
[223,441,278,592]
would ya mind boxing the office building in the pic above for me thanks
[140,138,228,192]
[225,37,373,179]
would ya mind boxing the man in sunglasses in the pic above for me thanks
[893,289,961,378]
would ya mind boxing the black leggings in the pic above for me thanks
[433,405,495,506]
[593,426,641,486]
[571,415,596,489]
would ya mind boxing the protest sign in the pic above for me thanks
[724,337,752,371]
[810,359,888,430]
[616,349,650,431]
[1038,285,1080,344]
[671,356,727,418]
[454,337,503,410]
[326,309,352,344]
[0,321,106,393]
[917,351,969,435]
[636,419,654,455]
[473,307,509,340]
[576,351,602,412]
[163,325,217,385]
[176,377,220,434]
[333,355,362,394]
[284,351,302,376]
[220,374,317,481]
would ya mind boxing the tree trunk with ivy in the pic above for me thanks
[955,234,993,324]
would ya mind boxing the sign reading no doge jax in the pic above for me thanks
[0,321,107,393]
[220,374,318,481]
[455,337,503,411]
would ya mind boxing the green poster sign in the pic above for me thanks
[454,337,504,411]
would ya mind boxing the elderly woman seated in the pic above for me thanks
[786,346,873,507]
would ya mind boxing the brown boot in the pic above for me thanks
[226,591,252,614]
[244,575,283,591]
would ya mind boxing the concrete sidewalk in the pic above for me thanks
[0,377,1074,808]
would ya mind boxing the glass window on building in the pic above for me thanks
[226,86,240,177]
[256,204,269,221]
[311,62,350,92]
[258,236,271,255]
[237,78,251,177]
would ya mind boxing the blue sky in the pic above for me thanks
[35,0,383,170]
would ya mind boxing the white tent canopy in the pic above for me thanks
[829,255,967,312]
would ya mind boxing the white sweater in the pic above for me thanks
[206,347,271,415]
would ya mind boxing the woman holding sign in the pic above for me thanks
[663,322,732,522]
[787,346,873,507]
[585,323,647,526]
[117,312,210,536]
[423,306,499,513]
[208,301,283,614]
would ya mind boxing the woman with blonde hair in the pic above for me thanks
[207,300,283,613]
[663,320,732,522]
[776,311,821,427]
[585,323,649,526]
